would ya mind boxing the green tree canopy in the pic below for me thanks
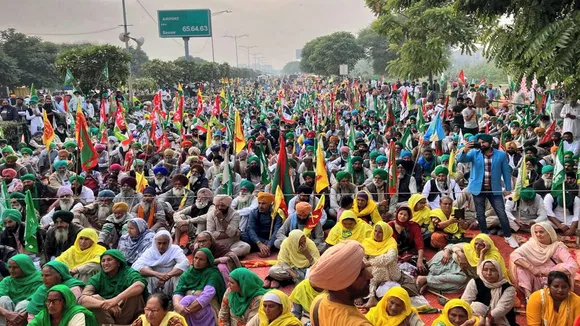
[282,61,301,74]
[126,46,149,78]
[300,32,364,75]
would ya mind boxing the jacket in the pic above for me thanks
[456,148,512,196]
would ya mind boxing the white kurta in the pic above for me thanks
[561,102,580,139]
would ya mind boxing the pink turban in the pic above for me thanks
[1,168,17,179]
[309,240,365,291]
[95,143,106,151]
[340,146,349,153]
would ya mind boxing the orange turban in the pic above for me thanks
[295,202,312,215]
[257,192,275,205]
[309,240,365,291]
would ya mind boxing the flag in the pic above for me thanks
[64,68,75,87]
[271,135,294,203]
[458,70,466,85]
[114,104,133,146]
[75,102,98,171]
[387,140,397,195]
[272,185,288,222]
[99,99,108,143]
[540,120,557,144]
[423,113,445,142]
[546,94,553,117]
[42,110,54,151]
[520,75,528,96]
[24,190,39,253]
[551,141,565,196]
[221,150,233,195]
[416,105,426,133]
[256,143,271,185]
[234,110,246,154]
[348,122,356,150]
[206,121,213,150]
[135,171,148,193]
[448,150,456,178]
[384,104,396,133]
[315,136,329,193]
[196,89,204,117]
[213,94,221,116]
[101,62,109,81]
[512,156,529,201]
[0,181,7,229]
[400,128,413,151]
[304,194,325,237]
[173,83,184,132]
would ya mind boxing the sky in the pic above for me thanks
[0,0,376,69]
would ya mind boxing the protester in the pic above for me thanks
[28,285,98,326]
[55,228,106,282]
[267,229,319,288]
[365,286,424,326]
[131,293,187,326]
[218,268,267,326]
[432,299,480,326]
[325,210,373,246]
[0,254,43,326]
[527,271,580,325]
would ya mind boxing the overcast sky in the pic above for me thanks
[0,0,376,69]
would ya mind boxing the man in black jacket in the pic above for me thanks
[0,99,19,121]
[44,210,82,259]
[0,209,45,255]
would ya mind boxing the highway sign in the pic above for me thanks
[158,9,212,38]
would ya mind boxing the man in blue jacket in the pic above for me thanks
[457,133,520,248]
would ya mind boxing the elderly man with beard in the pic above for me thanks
[0,209,44,255]
[44,210,82,259]
[350,156,372,189]
[231,180,258,231]
[504,188,547,233]
[207,194,251,257]
[288,185,330,229]
[9,192,38,222]
[158,174,195,212]
[2,168,22,193]
[207,154,224,181]
[242,192,283,258]
[0,153,31,179]
[48,160,74,191]
[153,148,178,175]
[113,177,142,208]
[365,169,389,205]
[395,160,418,206]
[329,146,350,173]
[421,166,462,209]
[152,166,171,195]
[40,186,84,228]
[131,186,167,232]
[188,163,209,195]
[275,202,325,252]
[20,173,53,215]
[233,150,248,176]
[330,172,357,217]
[533,165,554,198]
[98,202,134,248]
[245,156,262,186]
[75,190,115,230]
[174,188,214,246]
[69,175,95,205]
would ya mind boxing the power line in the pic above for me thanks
[27,26,122,36]
[134,0,184,49]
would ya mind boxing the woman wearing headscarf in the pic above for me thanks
[118,218,155,264]
[352,190,382,225]
[28,285,98,326]
[132,230,190,296]
[56,228,106,282]
[461,259,517,326]
[528,271,580,326]
[428,197,468,249]
[365,286,424,326]
[510,222,578,300]
[192,231,242,283]
[218,268,267,326]
[80,249,147,325]
[246,290,302,326]
[173,248,226,326]
[267,229,320,289]
[289,278,324,320]
[0,254,43,325]
[132,293,187,326]
[408,194,432,240]
[432,299,480,326]
[388,206,427,274]
[417,234,509,294]
[326,210,372,246]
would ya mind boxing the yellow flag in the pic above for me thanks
[272,185,287,221]
[512,156,529,201]
[42,110,54,152]
[315,136,330,193]
[135,171,148,193]
[448,150,456,178]
[234,110,246,154]
[206,121,212,150]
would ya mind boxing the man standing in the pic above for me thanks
[561,99,580,140]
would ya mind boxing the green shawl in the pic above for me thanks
[0,254,42,303]
[174,248,226,303]
[228,268,268,317]
[27,261,86,315]
[28,284,98,326]
[87,249,147,299]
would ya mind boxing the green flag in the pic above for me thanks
[64,68,75,87]
[551,140,565,196]
[24,189,39,253]
[348,122,356,150]
[101,62,109,81]
[256,143,271,185]
[221,149,233,196]
[400,128,414,151]
[416,106,426,133]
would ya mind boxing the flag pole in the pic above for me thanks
[563,181,567,225]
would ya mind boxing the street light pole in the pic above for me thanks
[121,0,132,105]
[223,34,248,67]
[210,10,231,63]
[238,45,257,67]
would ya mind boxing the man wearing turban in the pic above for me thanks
[245,155,262,186]
[288,185,329,231]
[40,186,84,228]
[532,165,554,198]
[0,208,45,255]
[206,195,251,257]
[274,201,326,252]
[350,156,373,188]
[231,180,258,231]
[48,160,75,191]
[241,192,283,258]
[76,190,116,230]
[0,152,30,181]
[131,186,167,232]
[329,146,351,173]
[44,210,82,259]
[158,174,195,211]
[152,166,171,195]
[174,187,215,241]
[113,177,143,208]
[330,171,357,219]
[421,165,462,209]
[365,168,389,206]
[98,201,135,248]
[69,175,95,206]
[505,188,547,233]
[1,168,22,193]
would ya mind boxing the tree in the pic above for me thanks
[55,44,131,93]
[300,32,364,75]
[126,46,149,77]
[133,77,157,91]
[366,0,478,84]
[352,59,375,81]
[357,27,397,75]
[0,45,20,88]
[282,61,301,74]
[141,59,182,88]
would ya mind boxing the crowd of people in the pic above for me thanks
[0,77,578,326]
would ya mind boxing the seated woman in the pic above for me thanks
[173,248,226,326]
[289,278,324,320]
[132,293,187,326]
[0,254,43,326]
[527,271,580,326]
[27,261,85,318]
[326,210,372,246]
[461,259,517,326]
[433,299,480,326]
[56,228,106,282]
[429,197,469,249]
[80,249,147,325]
[351,190,382,225]
[408,194,432,242]
[510,222,578,300]
[118,218,155,265]
[365,286,425,326]
[267,229,319,289]
[132,230,190,296]
[417,234,509,293]
[218,268,267,326]
[389,205,427,274]
[193,231,242,283]
[246,290,302,326]
[28,285,98,326]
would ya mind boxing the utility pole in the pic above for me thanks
[211,10,232,63]
[250,52,261,70]
[223,34,248,67]
[238,46,257,68]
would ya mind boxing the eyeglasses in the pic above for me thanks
[45,299,63,306]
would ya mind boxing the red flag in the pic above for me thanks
[392,83,398,91]
[100,99,107,143]
[458,70,466,85]
[115,103,127,131]
[387,140,397,195]
[384,104,396,133]
[480,76,486,85]
[75,106,98,171]
[304,195,325,236]
[196,90,203,117]
[540,120,557,144]
[213,94,221,116]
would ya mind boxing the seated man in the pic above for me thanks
[206,195,250,257]
[287,185,329,229]
[48,160,74,191]
[2,168,22,193]
[44,210,82,260]
[74,190,115,230]
[98,202,134,249]
[0,209,44,257]
[241,192,283,258]
[21,173,54,216]
[544,191,580,236]
[40,186,84,227]
[275,202,325,251]
[231,180,258,232]
[9,192,38,222]
[421,166,462,209]
[533,165,553,198]
[131,186,167,232]
[158,174,195,212]
[152,166,171,195]
[69,175,95,205]
[505,187,547,233]
[174,188,214,244]
[113,177,142,208]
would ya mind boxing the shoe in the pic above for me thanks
[505,236,519,248]
[497,229,504,237]
[489,228,498,235]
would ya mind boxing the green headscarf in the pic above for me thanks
[27,261,86,315]
[28,284,98,326]
[0,254,43,303]
[228,268,268,317]
[174,248,225,303]
[87,249,147,300]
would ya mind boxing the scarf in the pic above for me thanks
[131,230,189,273]
[511,222,566,265]
[463,234,510,281]
[278,230,320,268]
[0,254,43,303]
[174,248,225,303]
[352,190,381,224]
[289,279,324,313]
[117,218,154,264]
[326,210,372,245]
[55,228,106,269]
[87,249,147,299]
[138,311,187,326]
[428,207,462,237]
[228,268,268,317]
[433,299,480,326]
[258,290,302,326]
[28,285,98,326]
[408,194,431,227]
[535,287,580,326]
[476,259,509,315]
[361,222,398,257]
[365,286,418,326]
[137,202,156,228]
[26,261,85,315]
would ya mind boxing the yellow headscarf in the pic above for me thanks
[138,311,187,326]
[361,222,398,257]
[258,289,302,326]
[462,234,510,281]
[278,230,320,268]
[289,279,324,313]
[408,194,431,226]
[366,286,419,326]
[55,228,106,269]
[326,210,373,245]
[352,190,383,224]
[429,207,463,237]
[432,299,480,326]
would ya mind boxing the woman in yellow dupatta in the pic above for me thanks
[433,299,480,326]
[463,234,510,282]
[326,210,372,245]
[55,228,106,282]
[428,197,468,249]
[247,290,302,326]
[366,286,424,326]
[268,230,320,288]
[361,221,398,257]
[352,190,382,224]
[408,194,431,228]
[527,271,580,326]
[133,293,188,326]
